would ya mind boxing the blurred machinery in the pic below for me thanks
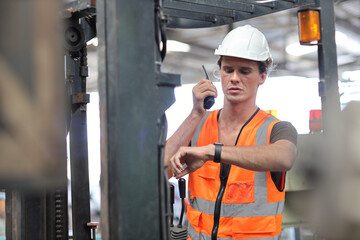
[0,0,358,240]
[0,1,68,239]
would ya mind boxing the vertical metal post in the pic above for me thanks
[100,1,160,238]
[96,0,109,237]
[314,1,344,237]
[316,0,341,129]
[22,192,45,240]
[315,0,342,179]
[294,228,302,240]
[6,190,48,240]
[6,190,22,240]
[97,0,180,239]
[68,48,92,240]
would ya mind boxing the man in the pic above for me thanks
[165,25,297,240]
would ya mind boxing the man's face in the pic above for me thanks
[220,56,267,105]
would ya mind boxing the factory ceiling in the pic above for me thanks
[86,0,360,91]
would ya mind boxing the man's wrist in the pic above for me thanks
[213,143,223,163]
[190,108,206,119]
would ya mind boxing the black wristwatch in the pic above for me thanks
[214,143,223,163]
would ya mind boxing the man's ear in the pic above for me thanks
[258,72,267,86]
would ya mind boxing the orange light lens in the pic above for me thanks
[298,10,321,44]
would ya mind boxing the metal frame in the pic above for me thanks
[163,0,316,28]
[2,0,340,239]
[97,0,181,239]
[316,0,340,127]
[67,48,92,240]
[65,14,96,240]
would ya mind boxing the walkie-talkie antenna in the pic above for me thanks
[201,65,215,109]
[202,65,209,80]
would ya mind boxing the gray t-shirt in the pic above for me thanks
[270,121,297,191]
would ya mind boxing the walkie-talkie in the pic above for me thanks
[202,65,215,109]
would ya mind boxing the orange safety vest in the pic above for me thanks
[187,109,285,240]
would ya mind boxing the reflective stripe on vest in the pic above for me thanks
[255,115,277,145]
[191,111,211,147]
[188,110,284,239]
[188,224,281,240]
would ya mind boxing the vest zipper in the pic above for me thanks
[211,163,230,240]
[211,107,260,240]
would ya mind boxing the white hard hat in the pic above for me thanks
[214,25,272,66]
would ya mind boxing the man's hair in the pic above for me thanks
[217,56,271,74]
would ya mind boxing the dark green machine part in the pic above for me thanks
[97,0,181,239]
[314,0,342,190]
[315,0,341,128]
[65,14,97,240]
[67,47,92,240]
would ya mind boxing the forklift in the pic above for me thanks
[0,0,356,239]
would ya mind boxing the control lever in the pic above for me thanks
[202,65,215,110]
[170,184,175,227]
[178,178,186,227]
[169,178,188,240]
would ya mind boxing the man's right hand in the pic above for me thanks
[192,79,217,116]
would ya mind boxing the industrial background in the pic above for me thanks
[1,0,360,239]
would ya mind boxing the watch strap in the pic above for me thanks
[214,143,223,163]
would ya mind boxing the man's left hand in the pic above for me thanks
[169,145,213,179]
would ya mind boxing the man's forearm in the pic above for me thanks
[171,140,297,179]
[219,140,296,172]
[164,110,204,176]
